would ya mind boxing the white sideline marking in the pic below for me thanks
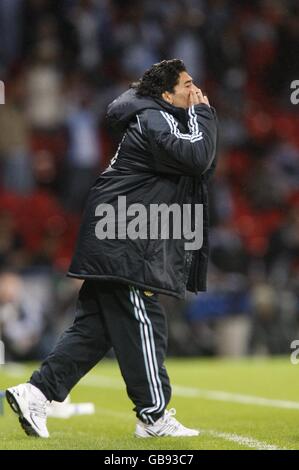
[81,375,299,411]
[173,385,299,410]
[95,406,284,450]
[2,363,27,376]
[203,429,284,450]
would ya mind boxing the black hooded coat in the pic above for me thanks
[68,88,218,299]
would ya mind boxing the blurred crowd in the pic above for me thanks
[0,0,299,360]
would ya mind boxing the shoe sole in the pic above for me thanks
[5,390,39,438]
[135,431,200,438]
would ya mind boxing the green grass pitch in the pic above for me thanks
[1,357,299,450]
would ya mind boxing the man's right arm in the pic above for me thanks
[143,104,218,177]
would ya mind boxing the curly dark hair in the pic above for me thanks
[131,59,186,99]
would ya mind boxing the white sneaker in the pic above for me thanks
[135,408,200,438]
[6,383,50,438]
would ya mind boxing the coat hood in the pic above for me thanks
[106,87,188,134]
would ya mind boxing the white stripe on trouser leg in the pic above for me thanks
[129,288,155,424]
[129,287,165,423]
[132,287,165,420]
[130,288,155,424]
[130,287,163,423]
[133,289,162,415]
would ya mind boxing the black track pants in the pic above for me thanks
[30,280,171,424]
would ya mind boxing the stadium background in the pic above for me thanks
[0,0,299,362]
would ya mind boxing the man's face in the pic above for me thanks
[166,71,195,109]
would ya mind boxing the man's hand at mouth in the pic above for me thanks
[188,87,210,107]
